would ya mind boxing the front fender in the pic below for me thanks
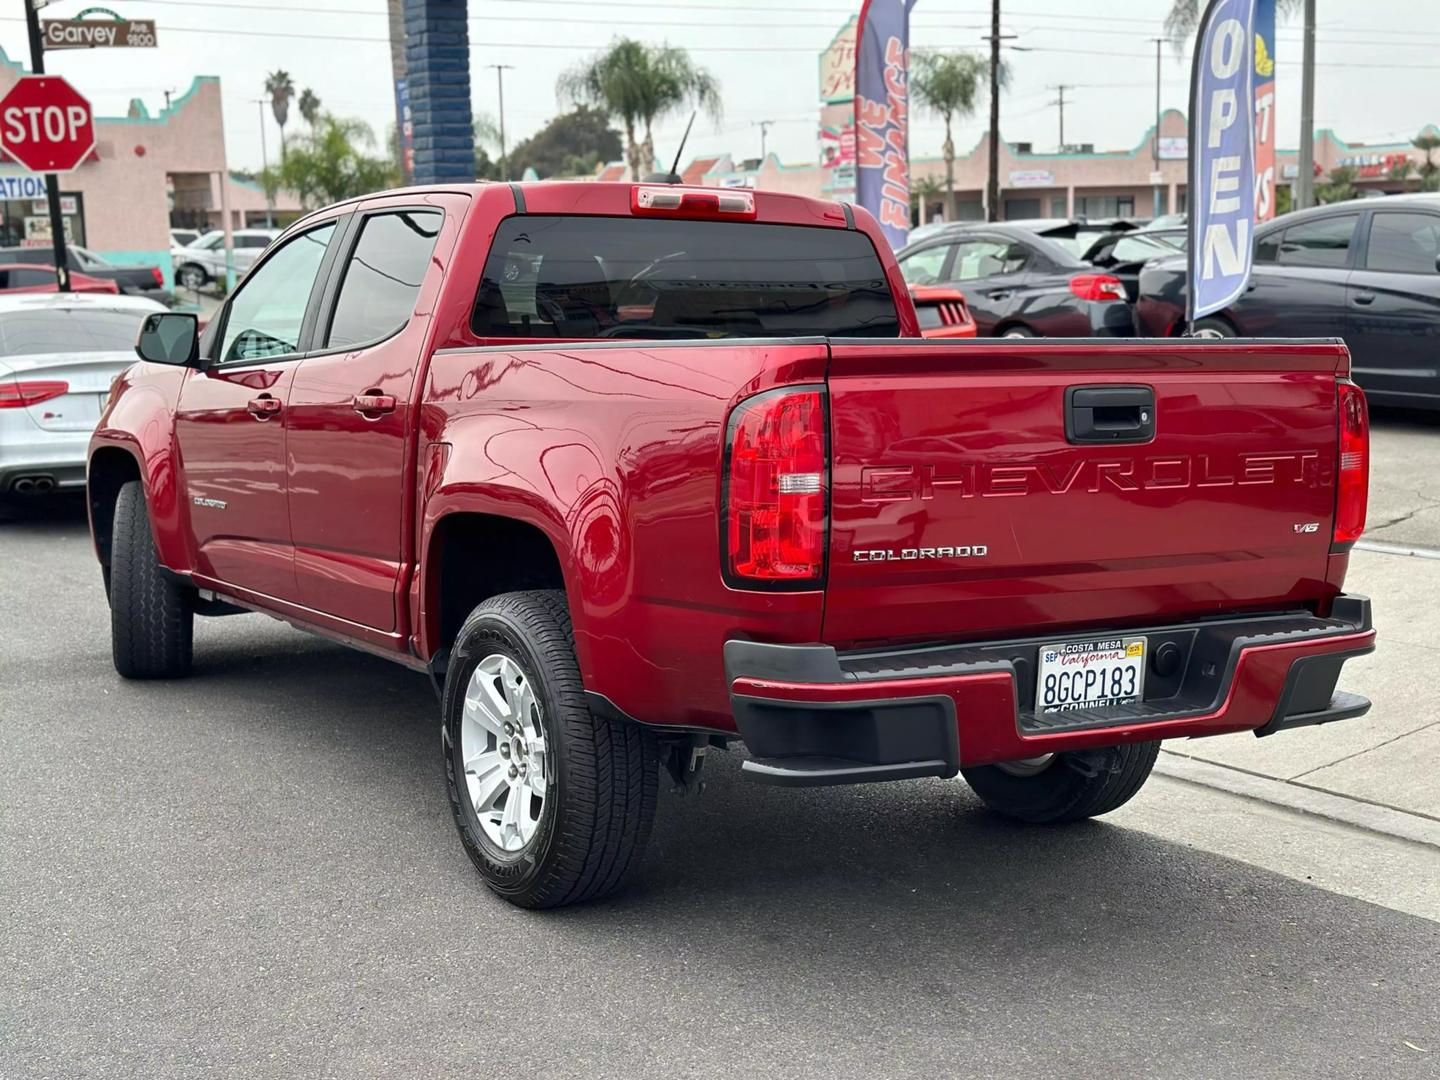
[88,362,191,573]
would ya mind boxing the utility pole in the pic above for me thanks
[22,0,71,291]
[1295,0,1317,209]
[254,100,274,228]
[1049,85,1068,149]
[489,64,514,181]
[1152,38,1164,217]
[984,0,1007,222]
[755,120,774,161]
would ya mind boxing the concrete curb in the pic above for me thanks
[1156,751,1440,850]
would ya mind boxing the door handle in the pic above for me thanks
[1353,291,1376,306]
[987,290,1012,301]
[1065,385,1156,445]
[247,394,281,419]
[352,392,397,416]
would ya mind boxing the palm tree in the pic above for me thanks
[298,88,322,131]
[265,70,296,162]
[1316,164,1358,205]
[559,38,721,181]
[1414,131,1440,192]
[1163,0,1301,41]
[910,50,992,224]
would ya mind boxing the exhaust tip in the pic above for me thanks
[12,478,35,493]
[33,477,55,492]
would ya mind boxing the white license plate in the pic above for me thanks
[1036,637,1146,714]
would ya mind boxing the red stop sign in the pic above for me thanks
[0,75,94,173]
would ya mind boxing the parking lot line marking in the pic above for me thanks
[1354,539,1440,560]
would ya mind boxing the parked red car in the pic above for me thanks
[910,284,977,337]
[0,264,119,295]
[89,182,1374,908]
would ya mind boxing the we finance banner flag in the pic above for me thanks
[854,0,918,250]
[1188,0,1259,324]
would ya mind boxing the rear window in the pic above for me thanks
[472,215,900,339]
[0,307,148,355]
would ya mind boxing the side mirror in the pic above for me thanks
[136,311,199,366]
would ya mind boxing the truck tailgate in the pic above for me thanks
[824,340,1348,647]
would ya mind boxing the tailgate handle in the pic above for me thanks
[1065,385,1155,444]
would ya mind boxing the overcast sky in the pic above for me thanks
[3,0,1437,174]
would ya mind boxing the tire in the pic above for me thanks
[176,263,209,291]
[960,741,1160,824]
[442,590,658,909]
[1001,326,1036,338]
[109,481,193,679]
[1191,317,1236,339]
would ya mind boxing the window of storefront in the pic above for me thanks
[1075,195,1136,219]
[0,192,86,249]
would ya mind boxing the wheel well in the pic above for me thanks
[88,447,142,577]
[429,513,567,658]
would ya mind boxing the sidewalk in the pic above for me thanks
[1160,546,1440,839]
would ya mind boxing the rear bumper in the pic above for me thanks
[725,596,1375,787]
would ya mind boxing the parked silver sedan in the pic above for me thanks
[0,293,164,496]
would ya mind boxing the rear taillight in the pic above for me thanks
[1069,273,1126,302]
[1334,380,1369,547]
[723,387,827,587]
[0,380,68,409]
[151,266,164,287]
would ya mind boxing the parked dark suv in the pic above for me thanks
[1135,194,1440,407]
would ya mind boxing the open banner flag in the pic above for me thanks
[1188,0,1258,323]
[854,0,919,251]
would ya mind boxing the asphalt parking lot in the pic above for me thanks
[4,411,1439,1079]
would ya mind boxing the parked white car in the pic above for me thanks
[172,228,278,290]
[0,293,164,496]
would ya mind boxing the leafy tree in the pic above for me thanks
[298,88,322,130]
[266,114,397,208]
[559,38,720,181]
[1317,164,1358,205]
[910,50,994,223]
[507,107,623,179]
[265,70,296,161]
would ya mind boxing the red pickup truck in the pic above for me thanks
[89,182,1376,909]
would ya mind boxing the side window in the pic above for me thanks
[898,244,950,285]
[1254,230,1281,264]
[218,222,336,363]
[238,235,271,249]
[325,210,443,349]
[952,240,1027,281]
[12,268,57,286]
[1365,213,1440,274]
[1277,215,1358,268]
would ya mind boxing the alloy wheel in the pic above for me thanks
[460,653,550,852]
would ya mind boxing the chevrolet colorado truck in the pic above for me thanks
[88,182,1376,909]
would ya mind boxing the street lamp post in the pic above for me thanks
[1296,0,1317,209]
[254,100,274,228]
[489,64,514,181]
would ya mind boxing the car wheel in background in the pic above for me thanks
[960,741,1160,823]
[1001,326,1036,338]
[176,263,209,291]
[442,590,658,909]
[109,481,193,679]
[1191,317,1237,339]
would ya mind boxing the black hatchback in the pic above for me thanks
[1134,194,1440,408]
[895,223,1135,338]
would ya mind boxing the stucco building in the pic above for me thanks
[0,47,300,288]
